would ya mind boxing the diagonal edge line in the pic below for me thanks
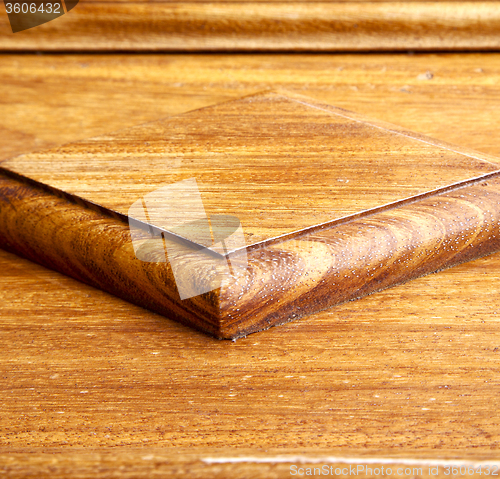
[222,89,500,254]
[0,166,225,258]
[287,93,500,169]
[4,89,500,257]
[3,155,500,259]
[234,169,500,255]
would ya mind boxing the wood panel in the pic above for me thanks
[3,161,500,338]
[1,243,500,473]
[1,53,500,474]
[2,53,500,163]
[3,90,500,337]
[1,2,500,52]
[2,450,500,478]
[6,90,500,248]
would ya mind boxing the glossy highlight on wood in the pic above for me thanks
[2,91,500,338]
[4,90,500,249]
[3,54,500,476]
[1,2,500,52]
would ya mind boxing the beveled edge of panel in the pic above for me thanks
[2,167,500,339]
[2,90,500,338]
[3,89,500,255]
[217,173,500,338]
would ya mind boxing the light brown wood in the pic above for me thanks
[2,53,500,163]
[2,53,500,475]
[4,163,500,338]
[3,90,500,337]
[2,2,500,52]
[6,90,500,248]
[2,244,500,472]
[1,450,499,479]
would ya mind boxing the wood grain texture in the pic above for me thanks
[1,451,499,479]
[2,163,500,338]
[2,91,500,338]
[3,53,500,163]
[2,242,500,473]
[5,90,500,248]
[2,2,500,52]
[2,54,500,474]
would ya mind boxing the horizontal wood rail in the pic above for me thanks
[1,2,500,52]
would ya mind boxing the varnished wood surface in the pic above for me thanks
[1,450,500,479]
[4,162,500,338]
[3,90,500,338]
[2,244,500,474]
[3,54,500,162]
[6,90,500,248]
[1,2,500,52]
[1,53,500,474]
